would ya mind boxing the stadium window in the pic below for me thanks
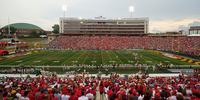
[118,22,124,24]
[190,31,194,34]
[126,22,135,24]
[194,30,198,34]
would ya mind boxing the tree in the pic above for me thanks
[52,24,59,34]
[10,26,17,34]
[0,29,3,39]
[3,26,17,34]
[38,31,46,35]
[30,31,40,38]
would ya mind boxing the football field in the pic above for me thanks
[0,50,192,66]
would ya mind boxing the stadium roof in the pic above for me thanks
[60,17,149,21]
[2,23,43,30]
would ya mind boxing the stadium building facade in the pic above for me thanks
[189,26,200,36]
[59,17,149,35]
[1,23,44,38]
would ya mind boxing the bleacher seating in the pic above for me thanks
[48,36,200,56]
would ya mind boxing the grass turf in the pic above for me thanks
[0,50,192,66]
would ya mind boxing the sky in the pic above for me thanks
[0,0,200,32]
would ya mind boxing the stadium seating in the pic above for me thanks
[48,36,200,56]
[0,50,9,56]
[0,74,199,100]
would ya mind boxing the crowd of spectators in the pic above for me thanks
[48,36,200,57]
[0,74,98,100]
[0,73,199,100]
[0,68,35,74]
[100,73,200,100]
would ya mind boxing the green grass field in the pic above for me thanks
[0,50,192,66]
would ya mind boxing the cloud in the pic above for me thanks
[150,18,200,33]
[0,17,58,31]
[0,0,200,32]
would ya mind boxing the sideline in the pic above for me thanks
[0,73,181,78]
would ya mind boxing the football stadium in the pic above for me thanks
[0,0,200,100]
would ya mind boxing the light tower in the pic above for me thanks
[129,5,135,18]
[61,4,67,33]
[8,17,10,36]
[62,5,67,18]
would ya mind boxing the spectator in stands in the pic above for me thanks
[78,90,88,100]
[0,73,199,100]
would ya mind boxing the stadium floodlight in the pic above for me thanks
[62,5,67,12]
[129,5,135,18]
[129,5,135,13]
